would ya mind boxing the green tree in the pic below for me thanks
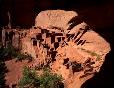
[18,66,37,88]
[38,68,63,88]
[18,67,64,88]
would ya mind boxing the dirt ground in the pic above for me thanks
[5,59,30,87]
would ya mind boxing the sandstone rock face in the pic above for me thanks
[51,31,110,88]
[21,10,110,88]
[35,10,78,30]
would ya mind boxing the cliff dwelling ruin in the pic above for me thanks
[1,10,111,88]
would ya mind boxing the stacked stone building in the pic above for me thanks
[1,10,111,88]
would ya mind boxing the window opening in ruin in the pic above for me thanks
[51,35,55,44]
[43,44,50,49]
[33,40,37,46]
[46,33,50,38]
[66,34,71,38]
[72,61,83,73]
[63,58,69,65]
[31,37,35,40]
[40,39,44,42]
[51,51,57,62]
[34,26,37,29]
[50,48,54,51]
[36,54,38,58]
[41,30,44,34]
[54,42,59,50]
[57,37,61,42]
[66,64,69,69]
[43,29,48,33]
[41,29,48,34]
[36,34,42,40]
[55,33,63,36]
[62,37,65,40]
[11,84,17,88]
[52,31,55,34]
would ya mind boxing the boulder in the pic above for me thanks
[35,10,78,30]
[22,10,111,88]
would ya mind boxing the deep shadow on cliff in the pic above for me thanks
[69,6,114,87]
[67,2,114,88]
[66,1,114,87]
[81,26,114,88]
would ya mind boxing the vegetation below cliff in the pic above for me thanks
[19,66,64,88]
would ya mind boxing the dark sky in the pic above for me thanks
[0,0,114,28]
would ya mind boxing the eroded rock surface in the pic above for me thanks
[35,10,78,31]
[34,10,110,88]
[20,10,110,88]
